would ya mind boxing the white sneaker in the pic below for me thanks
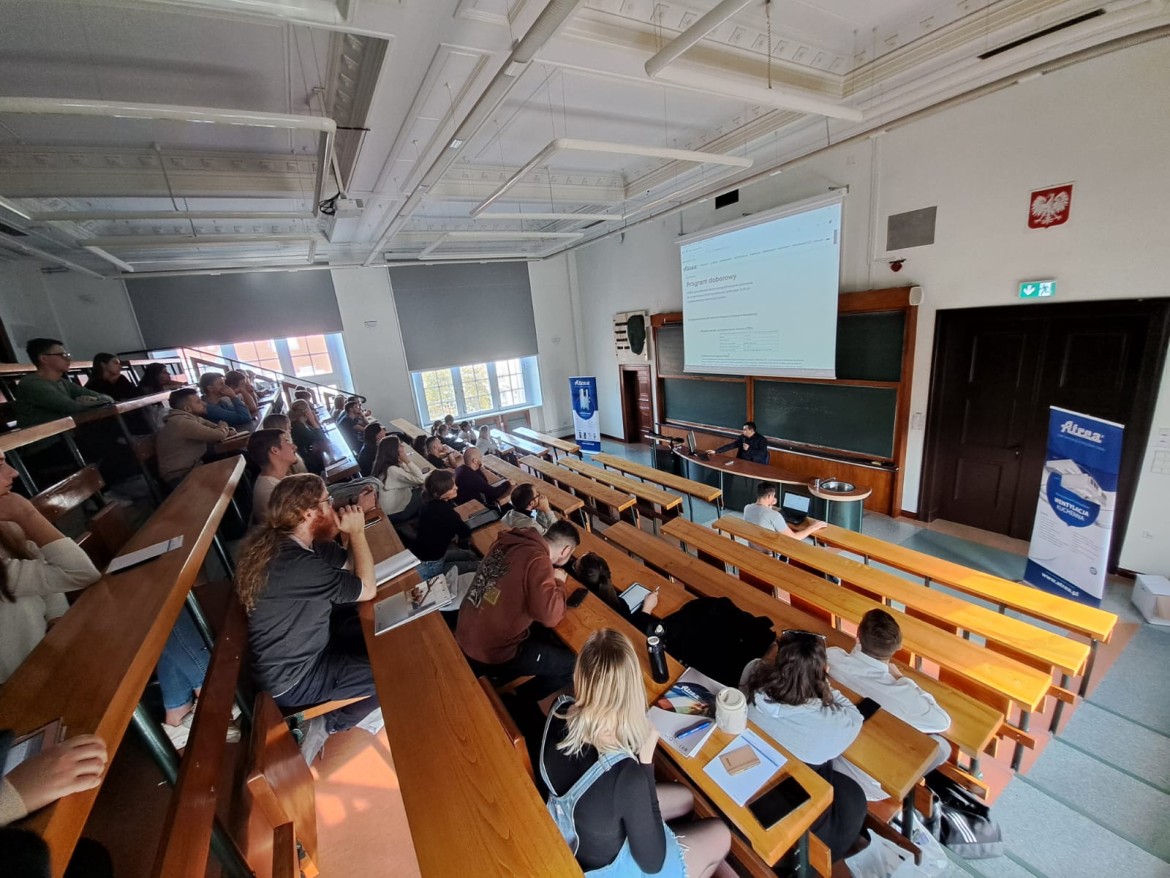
[163,710,242,752]
[299,717,329,767]
[355,707,384,736]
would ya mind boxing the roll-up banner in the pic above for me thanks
[1024,407,1124,606]
[570,376,601,454]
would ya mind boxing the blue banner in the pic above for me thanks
[1024,407,1124,606]
[569,376,601,453]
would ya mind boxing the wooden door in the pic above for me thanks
[619,365,652,443]
[925,300,1168,552]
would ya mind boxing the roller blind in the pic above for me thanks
[389,262,538,372]
[126,271,343,348]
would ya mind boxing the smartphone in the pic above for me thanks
[748,776,811,829]
[567,587,590,608]
[857,697,882,721]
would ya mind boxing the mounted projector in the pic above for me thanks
[613,310,650,364]
[320,197,365,242]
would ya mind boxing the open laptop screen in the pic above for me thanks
[686,431,697,454]
[781,493,811,516]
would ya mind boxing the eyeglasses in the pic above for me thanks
[780,629,827,643]
[46,351,72,359]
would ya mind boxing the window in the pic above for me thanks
[287,335,333,378]
[412,355,542,424]
[231,339,282,374]
[495,358,526,408]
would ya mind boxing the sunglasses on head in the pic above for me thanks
[779,629,827,643]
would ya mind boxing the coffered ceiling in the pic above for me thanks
[0,0,1166,276]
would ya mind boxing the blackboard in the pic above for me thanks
[656,311,905,382]
[754,381,897,459]
[663,378,747,429]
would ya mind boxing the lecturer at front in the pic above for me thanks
[717,421,769,464]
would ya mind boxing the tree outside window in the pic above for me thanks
[495,358,526,407]
[421,369,458,420]
[461,363,493,414]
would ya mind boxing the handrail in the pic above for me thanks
[116,346,366,405]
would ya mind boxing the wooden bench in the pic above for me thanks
[514,426,581,459]
[0,417,83,493]
[574,528,692,618]
[388,418,428,441]
[593,451,722,518]
[30,464,104,523]
[480,456,584,518]
[520,454,636,526]
[0,457,246,876]
[812,523,1117,694]
[598,522,1003,763]
[712,516,1090,679]
[558,456,683,526]
[490,427,549,459]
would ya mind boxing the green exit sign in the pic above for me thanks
[1019,279,1057,299]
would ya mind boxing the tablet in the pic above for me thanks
[619,582,651,613]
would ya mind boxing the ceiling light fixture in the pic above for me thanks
[474,211,617,222]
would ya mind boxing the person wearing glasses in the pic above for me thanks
[740,629,868,864]
[234,473,382,766]
[13,339,115,476]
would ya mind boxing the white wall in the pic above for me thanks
[528,253,582,435]
[331,267,416,422]
[570,38,1170,574]
[0,261,60,360]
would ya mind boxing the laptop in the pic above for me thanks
[686,430,711,458]
[780,492,811,526]
[466,507,501,531]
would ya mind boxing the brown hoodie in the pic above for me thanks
[157,408,232,482]
[456,527,566,664]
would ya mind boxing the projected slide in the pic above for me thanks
[679,201,841,378]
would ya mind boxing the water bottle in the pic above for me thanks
[647,635,669,684]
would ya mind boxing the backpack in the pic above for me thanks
[924,770,1004,859]
[539,696,632,854]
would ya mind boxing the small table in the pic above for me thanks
[808,480,872,532]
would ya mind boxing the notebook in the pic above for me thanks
[780,493,810,526]
[647,667,724,759]
[107,536,184,573]
[374,549,421,586]
[373,574,456,635]
[702,729,787,806]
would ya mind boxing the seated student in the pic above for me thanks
[541,628,732,878]
[0,456,218,748]
[137,362,183,432]
[500,482,558,534]
[475,425,519,465]
[372,436,425,524]
[85,353,139,401]
[457,420,477,446]
[716,421,769,464]
[411,433,430,459]
[454,447,513,506]
[198,372,253,427]
[335,400,365,453]
[456,520,580,698]
[413,470,479,578]
[234,474,382,765]
[330,394,346,421]
[575,553,658,633]
[828,609,952,773]
[224,370,260,417]
[14,339,115,472]
[261,414,307,474]
[357,421,385,477]
[743,482,827,542]
[424,435,462,470]
[248,429,301,525]
[288,400,328,474]
[740,631,867,863]
[157,389,234,487]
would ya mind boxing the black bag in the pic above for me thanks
[662,596,776,685]
[924,770,1004,859]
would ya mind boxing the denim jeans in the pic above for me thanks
[157,609,210,710]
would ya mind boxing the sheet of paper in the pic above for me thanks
[107,536,184,573]
[701,728,787,806]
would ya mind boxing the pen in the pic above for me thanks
[676,719,713,740]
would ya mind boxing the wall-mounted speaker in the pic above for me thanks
[613,310,650,364]
[909,286,924,306]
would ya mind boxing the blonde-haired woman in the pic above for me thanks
[540,629,731,877]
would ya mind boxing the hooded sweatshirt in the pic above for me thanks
[157,408,232,482]
[456,527,565,664]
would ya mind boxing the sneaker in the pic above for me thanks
[355,706,384,736]
[298,716,329,767]
[163,711,242,752]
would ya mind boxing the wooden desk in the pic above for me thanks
[712,516,1089,677]
[813,524,1117,645]
[514,426,581,459]
[662,520,1052,713]
[481,457,583,517]
[674,448,810,487]
[592,452,722,509]
[521,455,636,523]
[359,598,583,876]
[491,428,549,459]
[389,419,428,440]
[574,529,692,618]
[0,457,245,877]
[0,416,77,452]
[601,523,1003,759]
[558,457,683,520]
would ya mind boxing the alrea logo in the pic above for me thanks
[1060,420,1104,443]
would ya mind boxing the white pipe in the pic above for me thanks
[84,246,136,273]
[0,236,106,278]
[121,257,536,279]
[0,97,335,214]
[644,0,757,78]
[469,137,752,218]
[419,230,582,259]
[362,0,584,265]
[651,65,864,122]
[475,211,618,222]
[32,210,314,222]
[82,234,317,248]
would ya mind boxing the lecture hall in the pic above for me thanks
[0,2,1167,877]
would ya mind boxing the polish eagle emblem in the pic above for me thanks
[1028,184,1073,228]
